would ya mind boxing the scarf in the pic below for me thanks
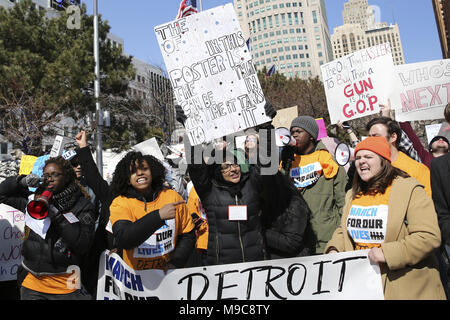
[52,182,81,213]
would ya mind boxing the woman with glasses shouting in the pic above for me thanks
[0,156,96,300]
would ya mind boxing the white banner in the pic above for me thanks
[321,43,401,124]
[394,59,450,122]
[154,4,270,146]
[0,204,25,281]
[96,250,383,300]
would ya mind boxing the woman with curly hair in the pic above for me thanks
[109,151,195,270]
[16,156,96,300]
[325,136,445,300]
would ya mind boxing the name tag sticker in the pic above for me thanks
[228,205,248,221]
[63,212,79,224]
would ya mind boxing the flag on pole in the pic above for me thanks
[266,64,276,77]
[176,0,198,19]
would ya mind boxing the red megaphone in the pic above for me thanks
[27,189,53,220]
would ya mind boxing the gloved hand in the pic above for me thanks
[281,145,295,172]
[264,100,277,119]
[175,105,187,127]
[19,174,42,188]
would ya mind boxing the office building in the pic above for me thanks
[234,0,333,79]
[433,0,450,58]
[331,0,405,65]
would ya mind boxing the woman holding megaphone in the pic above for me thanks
[16,156,95,300]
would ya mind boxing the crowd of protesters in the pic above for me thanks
[0,100,449,300]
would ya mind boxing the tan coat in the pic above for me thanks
[326,177,446,300]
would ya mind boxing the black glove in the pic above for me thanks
[264,101,277,119]
[281,145,295,172]
[175,105,187,127]
[19,174,42,188]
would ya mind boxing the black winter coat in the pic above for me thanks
[0,176,96,276]
[75,146,115,295]
[261,174,314,259]
[188,163,266,265]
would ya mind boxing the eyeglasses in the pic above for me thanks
[43,172,63,181]
[220,163,240,173]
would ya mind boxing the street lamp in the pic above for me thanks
[93,0,103,175]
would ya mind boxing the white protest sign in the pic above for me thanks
[97,250,383,300]
[394,59,450,122]
[49,135,64,158]
[425,123,443,144]
[132,137,165,162]
[321,43,401,124]
[0,204,25,281]
[154,4,270,146]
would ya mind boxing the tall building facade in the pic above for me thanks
[331,0,405,65]
[234,0,333,79]
[433,0,450,59]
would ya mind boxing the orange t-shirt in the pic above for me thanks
[187,187,208,250]
[109,189,194,270]
[22,270,77,294]
[346,185,391,250]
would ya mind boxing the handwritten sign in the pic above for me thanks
[97,250,383,300]
[394,59,450,122]
[154,4,270,145]
[18,155,37,176]
[321,43,400,124]
[0,204,25,281]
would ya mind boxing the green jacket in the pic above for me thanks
[296,141,347,254]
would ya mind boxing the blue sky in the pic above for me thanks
[81,0,442,69]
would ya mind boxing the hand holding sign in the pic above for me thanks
[159,200,185,220]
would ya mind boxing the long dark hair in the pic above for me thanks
[352,156,409,199]
[110,151,166,196]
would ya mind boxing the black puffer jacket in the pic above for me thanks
[188,160,266,265]
[0,177,96,277]
[21,193,95,275]
[261,174,314,259]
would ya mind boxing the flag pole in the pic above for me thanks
[199,0,203,11]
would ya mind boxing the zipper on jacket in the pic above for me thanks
[236,195,246,263]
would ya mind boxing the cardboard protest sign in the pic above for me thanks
[272,106,298,129]
[0,204,25,281]
[18,155,37,176]
[321,43,400,124]
[394,59,450,122]
[155,4,270,146]
[97,250,383,300]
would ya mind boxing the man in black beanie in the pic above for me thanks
[280,115,347,254]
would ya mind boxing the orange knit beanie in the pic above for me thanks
[354,136,391,162]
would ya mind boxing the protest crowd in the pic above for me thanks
[1,0,450,302]
[0,98,448,301]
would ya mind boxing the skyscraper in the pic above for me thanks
[234,0,333,79]
[331,0,405,65]
[432,0,450,58]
